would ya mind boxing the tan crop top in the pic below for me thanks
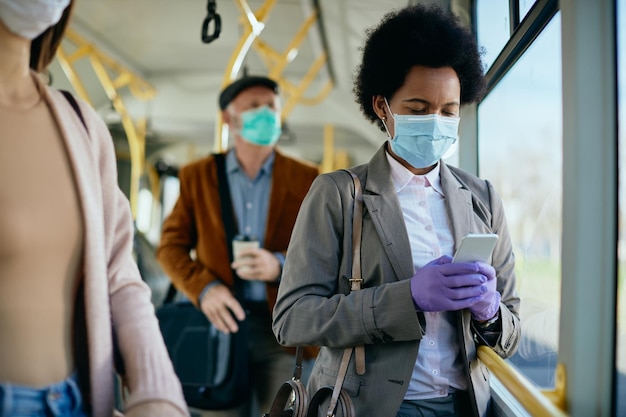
[0,79,84,386]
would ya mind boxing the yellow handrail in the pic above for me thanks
[477,346,568,416]
[57,28,156,219]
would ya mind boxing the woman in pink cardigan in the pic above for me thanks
[0,1,187,416]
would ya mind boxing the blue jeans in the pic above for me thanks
[0,374,87,417]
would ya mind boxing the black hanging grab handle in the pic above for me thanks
[201,0,221,43]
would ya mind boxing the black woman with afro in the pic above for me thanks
[273,4,520,417]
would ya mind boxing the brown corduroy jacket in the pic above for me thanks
[157,150,319,358]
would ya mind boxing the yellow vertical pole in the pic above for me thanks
[56,46,92,104]
[320,124,334,173]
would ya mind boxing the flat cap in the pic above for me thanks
[218,76,279,110]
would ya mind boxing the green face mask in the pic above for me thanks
[239,106,282,146]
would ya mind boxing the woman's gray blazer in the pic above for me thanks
[273,144,521,417]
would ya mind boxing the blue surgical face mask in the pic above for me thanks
[383,99,459,169]
[237,106,282,147]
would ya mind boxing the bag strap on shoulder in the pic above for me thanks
[163,153,240,304]
[60,90,88,133]
[213,152,247,300]
[321,169,365,417]
[214,153,238,262]
[280,170,363,417]
[344,169,365,375]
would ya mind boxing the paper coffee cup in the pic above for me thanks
[232,235,259,273]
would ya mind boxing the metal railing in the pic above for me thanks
[56,29,155,219]
[477,346,567,416]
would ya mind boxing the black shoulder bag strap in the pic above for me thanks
[214,153,237,262]
[60,90,88,131]
[213,153,245,299]
[163,152,241,304]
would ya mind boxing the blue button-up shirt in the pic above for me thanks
[225,149,274,301]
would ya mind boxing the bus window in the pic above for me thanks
[478,13,562,389]
[519,0,538,21]
[476,0,511,70]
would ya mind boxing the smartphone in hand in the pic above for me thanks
[452,233,498,263]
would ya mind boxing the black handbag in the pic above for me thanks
[156,285,250,410]
[262,347,308,417]
[157,152,252,410]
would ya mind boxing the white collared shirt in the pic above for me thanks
[385,150,467,399]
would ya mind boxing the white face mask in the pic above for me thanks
[0,0,70,40]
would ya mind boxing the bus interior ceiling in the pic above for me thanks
[46,0,468,170]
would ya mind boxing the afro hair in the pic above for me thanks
[353,4,486,130]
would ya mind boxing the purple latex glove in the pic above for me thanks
[468,262,501,321]
[410,255,489,312]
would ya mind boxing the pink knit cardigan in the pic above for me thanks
[40,75,188,417]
